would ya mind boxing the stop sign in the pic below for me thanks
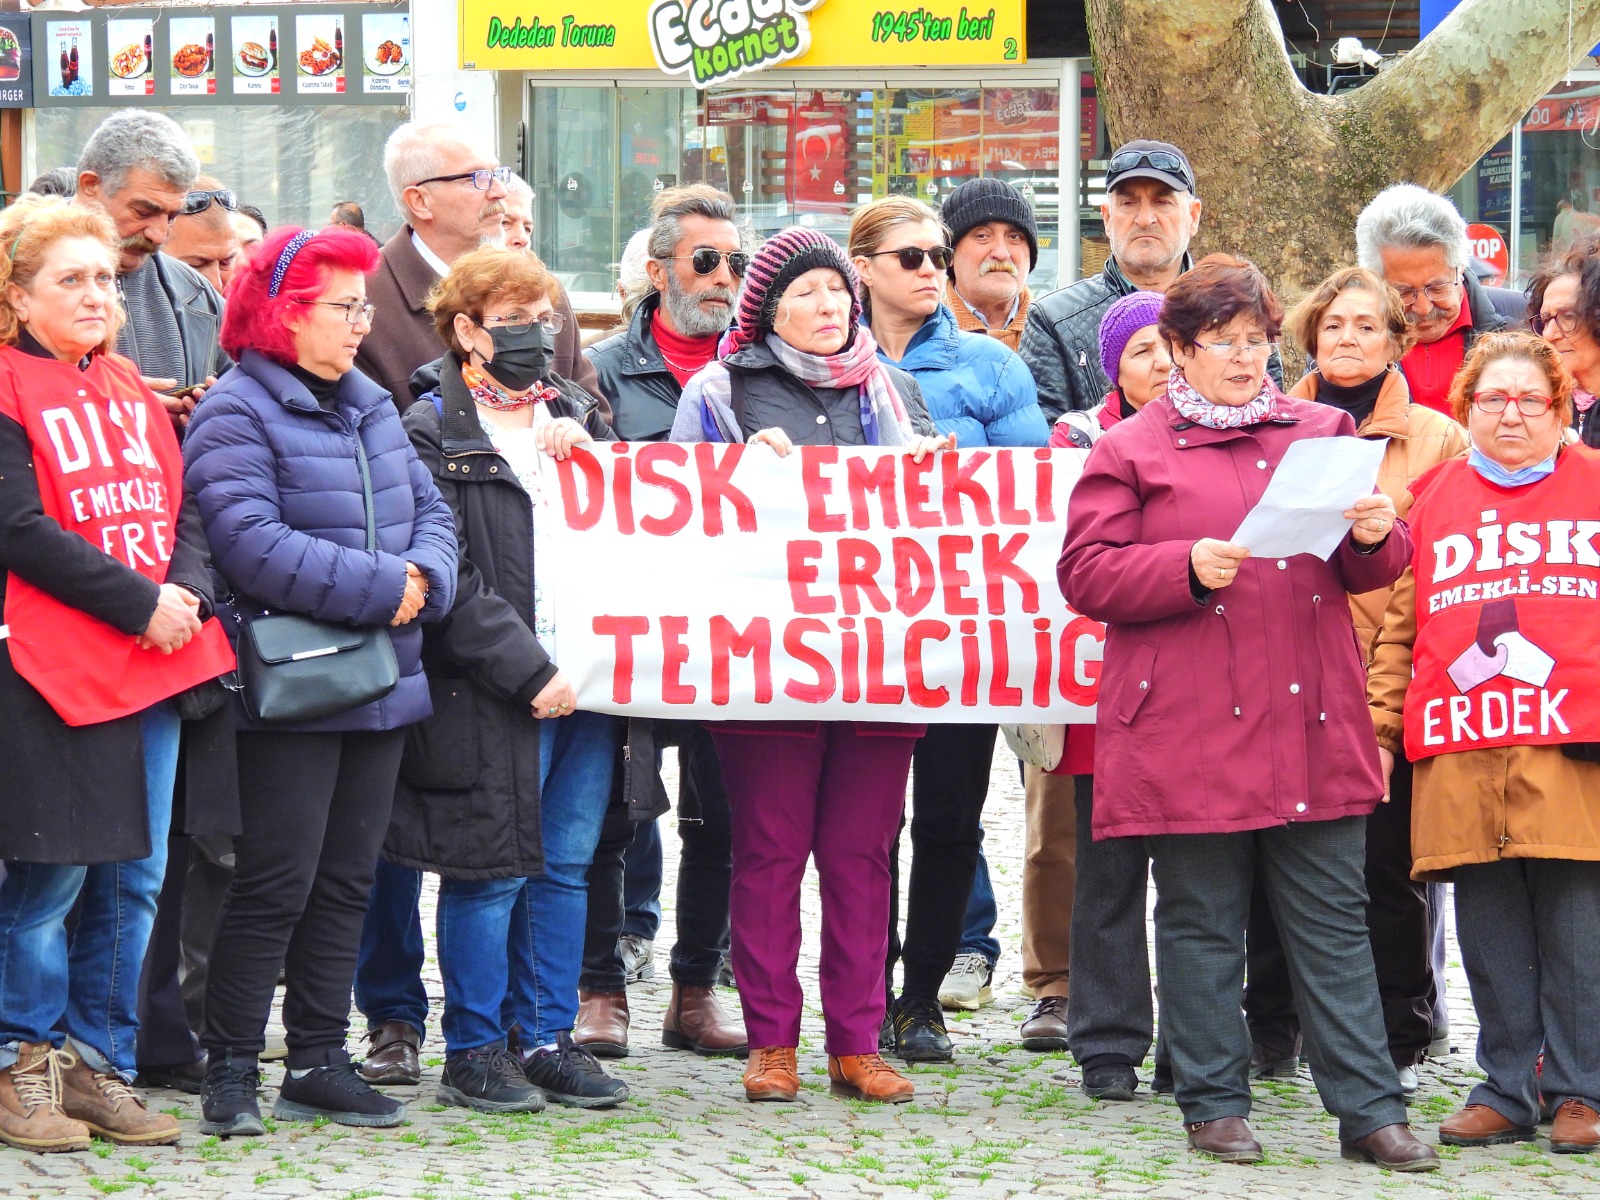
[1466,223,1509,285]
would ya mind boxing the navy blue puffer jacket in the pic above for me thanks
[183,350,458,732]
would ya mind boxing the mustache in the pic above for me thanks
[1404,306,1448,326]
[480,199,508,222]
[121,234,160,256]
[979,259,1019,276]
[695,285,738,307]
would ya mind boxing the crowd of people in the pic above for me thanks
[0,107,1596,1175]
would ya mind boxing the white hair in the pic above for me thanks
[78,111,199,195]
[382,122,497,212]
[1355,183,1469,274]
[618,227,652,295]
[503,174,533,208]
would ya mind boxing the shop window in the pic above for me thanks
[1518,80,1600,277]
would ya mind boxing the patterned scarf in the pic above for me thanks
[1577,387,1598,416]
[1166,366,1285,429]
[761,329,913,446]
[461,360,560,412]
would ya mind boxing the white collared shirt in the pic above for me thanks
[411,230,450,278]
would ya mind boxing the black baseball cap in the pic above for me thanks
[1105,140,1197,197]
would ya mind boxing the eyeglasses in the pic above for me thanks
[414,167,513,192]
[180,188,238,216]
[296,299,375,326]
[659,248,750,278]
[1392,280,1459,306]
[862,245,954,272]
[478,312,566,335]
[1107,149,1195,191]
[1472,391,1555,416]
[1533,307,1583,337]
[1198,339,1276,359]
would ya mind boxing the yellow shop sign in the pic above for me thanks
[459,1,1026,82]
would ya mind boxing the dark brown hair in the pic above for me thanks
[1526,229,1600,339]
[1157,253,1283,350]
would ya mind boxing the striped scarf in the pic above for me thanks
[763,331,911,446]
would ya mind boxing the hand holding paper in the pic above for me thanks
[1231,436,1388,560]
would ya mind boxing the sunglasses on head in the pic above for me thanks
[1107,149,1194,190]
[661,248,750,277]
[863,245,954,272]
[180,188,238,216]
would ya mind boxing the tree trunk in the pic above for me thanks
[1087,0,1600,296]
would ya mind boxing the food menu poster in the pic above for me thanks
[31,4,408,107]
[0,16,32,109]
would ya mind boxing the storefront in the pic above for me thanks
[458,1,1098,316]
[26,2,412,233]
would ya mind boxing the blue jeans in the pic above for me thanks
[354,859,428,1034]
[0,704,180,1080]
[622,818,663,940]
[959,831,1002,966]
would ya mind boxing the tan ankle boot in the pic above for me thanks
[662,985,748,1057]
[58,1049,179,1146]
[742,1046,799,1102]
[0,1043,91,1153]
[828,1053,914,1103]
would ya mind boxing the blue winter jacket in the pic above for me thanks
[880,304,1048,448]
[183,350,458,732]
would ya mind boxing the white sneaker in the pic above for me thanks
[937,952,994,1010]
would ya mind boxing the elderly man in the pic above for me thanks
[74,111,228,426]
[941,178,1038,351]
[503,177,533,252]
[161,176,239,292]
[574,185,746,1060]
[1355,184,1524,416]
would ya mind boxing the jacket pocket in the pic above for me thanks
[1114,641,1158,726]
[399,676,478,790]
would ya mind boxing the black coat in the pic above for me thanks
[0,391,218,864]
[584,293,683,441]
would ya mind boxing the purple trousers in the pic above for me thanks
[711,723,918,1056]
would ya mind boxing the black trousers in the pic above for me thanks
[580,727,731,991]
[1243,757,1433,1067]
[202,730,403,1068]
[887,723,996,1003]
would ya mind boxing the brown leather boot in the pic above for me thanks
[662,985,748,1058]
[57,1049,179,1146]
[573,990,630,1059]
[0,1043,91,1153]
[827,1053,914,1103]
[742,1046,798,1102]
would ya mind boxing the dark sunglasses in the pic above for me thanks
[660,248,750,277]
[180,188,238,216]
[1107,149,1195,190]
[863,245,954,272]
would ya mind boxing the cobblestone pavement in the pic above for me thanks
[5,746,1598,1199]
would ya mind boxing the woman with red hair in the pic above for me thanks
[182,226,457,1138]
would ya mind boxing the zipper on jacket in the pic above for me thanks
[1311,594,1327,722]
[1213,603,1242,717]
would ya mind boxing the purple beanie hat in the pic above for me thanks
[724,226,860,356]
[1097,291,1165,387]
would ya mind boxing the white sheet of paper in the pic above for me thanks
[1231,436,1388,560]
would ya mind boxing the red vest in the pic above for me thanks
[1404,449,1600,760]
[0,346,234,726]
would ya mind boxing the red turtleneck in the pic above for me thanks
[651,309,719,387]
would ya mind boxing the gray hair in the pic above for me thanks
[77,111,199,195]
[645,184,746,264]
[383,122,496,212]
[1355,184,1469,274]
[503,174,533,209]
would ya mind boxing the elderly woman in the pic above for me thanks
[1051,290,1172,449]
[1371,332,1600,1154]
[183,226,457,1137]
[1059,254,1434,1169]
[1245,268,1468,1089]
[671,227,945,1104]
[0,196,233,1153]
[846,196,1045,1062]
[1529,232,1600,443]
[391,247,627,1112]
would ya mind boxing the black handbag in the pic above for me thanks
[235,436,400,723]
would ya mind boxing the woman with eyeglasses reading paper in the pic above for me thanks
[845,196,1045,1064]
[1058,255,1435,1170]
[1370,332,1600,1155]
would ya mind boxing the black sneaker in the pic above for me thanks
[522,1032,629,1108]
[1082,1060,1138,1101]
[889,996,954,1064]
[274,1061,406,1127]
[438,1046,546,1114]
[200,1052,265,1138]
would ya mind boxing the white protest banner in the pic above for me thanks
[539,442,1103,723]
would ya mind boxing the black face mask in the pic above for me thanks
[477,321,554,392]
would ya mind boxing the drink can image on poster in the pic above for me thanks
[169,16,216,96]
[362,11,409,94]
[296,13,345,95]
[107,16,153,97]
[46,19,89,98]
[231,13,280,95]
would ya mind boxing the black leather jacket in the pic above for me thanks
[584,294,684,441]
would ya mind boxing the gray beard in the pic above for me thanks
[662,272,735,338]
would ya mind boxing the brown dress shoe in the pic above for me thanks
[743,1046,799,1102]
[359,1020,421,1085]
[573,990,630,1059]
[1341,1123,1439,1171]
[0,1043,91,1153]
[1020,995,1070,1051]
[1550,1099,1600,1153]
[1185,1116,1263,1163]
[827,1053,914,1103]
[57,1050,179,1146]
[662,985,748,1058]
[1439,1102,1536,1146]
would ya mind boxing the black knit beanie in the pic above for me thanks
[942,178,1038,277]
